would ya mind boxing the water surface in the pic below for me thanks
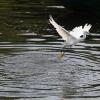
[0,0,100,100]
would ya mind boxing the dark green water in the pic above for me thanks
[0,0,100,100]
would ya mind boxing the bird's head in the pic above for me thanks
[79,33,86,41]
[71,24,92,41]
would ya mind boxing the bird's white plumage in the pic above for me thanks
[83,24,92,32]
[70,24,92,39]
[49,15,92,46]
[49,15,70,41]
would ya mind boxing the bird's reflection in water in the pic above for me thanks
[57,51,65,60]
[56,45,66,59]
[56,47,76,60]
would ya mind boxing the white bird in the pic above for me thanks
[49,15,92,48]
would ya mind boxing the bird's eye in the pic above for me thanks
[80,35,84,38]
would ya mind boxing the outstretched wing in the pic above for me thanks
[83,24,92,32]
[49,15,74,41]
[72,24,92,33]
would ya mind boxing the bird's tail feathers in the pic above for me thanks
[49,15,59,29]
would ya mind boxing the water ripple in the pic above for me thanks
[0,0,100,100]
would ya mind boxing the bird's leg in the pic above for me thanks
[61,41,66,51]
[60,42,67,55]
[62,41,71,50]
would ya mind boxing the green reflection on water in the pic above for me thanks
[0,0,57,43]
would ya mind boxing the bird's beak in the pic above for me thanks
[84,32,92,37]
[85,32,90,35]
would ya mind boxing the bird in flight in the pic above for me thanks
[49,15,92,48]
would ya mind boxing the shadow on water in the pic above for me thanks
[0,0,100,100]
